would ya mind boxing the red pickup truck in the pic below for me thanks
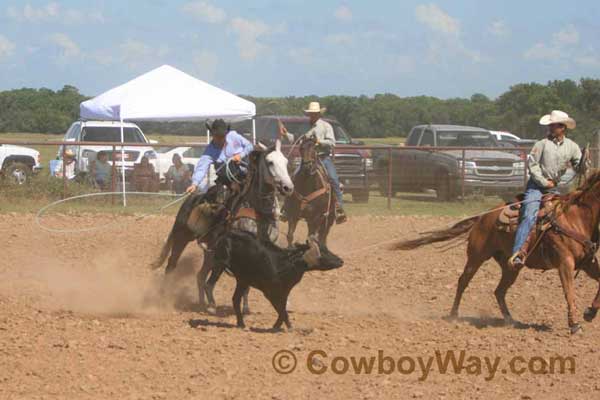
[233,116,373,203]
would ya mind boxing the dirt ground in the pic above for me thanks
[1,213,600,399]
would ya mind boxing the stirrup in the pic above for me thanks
[508,252,525,269]
[335,209,347,224]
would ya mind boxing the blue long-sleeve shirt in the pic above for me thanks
[191,130,254,192]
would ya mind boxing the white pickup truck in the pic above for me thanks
[59,120,158,183]
[0,143,42,184]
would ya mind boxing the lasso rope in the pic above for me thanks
[36,191,190,234]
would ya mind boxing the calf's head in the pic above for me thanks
[302,239,344,271]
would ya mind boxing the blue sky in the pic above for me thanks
[1,0,600,99]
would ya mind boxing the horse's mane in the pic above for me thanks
[562,170,600,205]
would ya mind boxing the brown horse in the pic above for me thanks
[392,171,600,334]
[284,137,336,247]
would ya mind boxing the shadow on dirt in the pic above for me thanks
[443,315,552,332]
[187,318,286,334]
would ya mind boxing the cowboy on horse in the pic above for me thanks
[279,101,348,224]
[509,110,582,268]
[186,119,254,195]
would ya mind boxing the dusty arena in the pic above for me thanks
[2,213,600,399]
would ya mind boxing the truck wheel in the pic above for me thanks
[5,162,31,185]
[352,191,370,203]
[436,174,455,201]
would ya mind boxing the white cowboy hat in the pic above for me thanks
[303,101,326,114]
[539,110,576,129]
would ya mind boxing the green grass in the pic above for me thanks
[344,191,501,218]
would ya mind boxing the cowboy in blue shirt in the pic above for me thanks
[186,119,254,194]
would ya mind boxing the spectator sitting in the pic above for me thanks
[133,156,159,192]
[90,151,112,189]
[165,153,191,194]
[54,149,78,180]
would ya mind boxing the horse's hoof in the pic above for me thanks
[444,313,458,322]
[570,324,583,335]
[503,316,516,326]
[236,323,246,329]
[583,307,598,322]
[206,304,217,315]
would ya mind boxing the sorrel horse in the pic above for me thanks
[283,137,336,247]
[392,171,600,334]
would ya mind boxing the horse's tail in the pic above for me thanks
[390,215,479,250]
[150,229,174,270]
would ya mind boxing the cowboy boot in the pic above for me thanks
[335,206,348,224]
[508,228,537,269]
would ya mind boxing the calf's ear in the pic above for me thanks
[302,240,321,268]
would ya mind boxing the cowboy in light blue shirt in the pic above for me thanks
[186,119,254,193]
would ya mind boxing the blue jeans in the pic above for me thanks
[512,180,547,254]
[320,156,344,208]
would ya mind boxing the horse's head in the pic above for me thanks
[253,139,294,196]
[299,136,318,174]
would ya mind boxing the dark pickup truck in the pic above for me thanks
[376,125,526,201]
[234,116,373,203]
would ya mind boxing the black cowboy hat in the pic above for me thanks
[206,119,229,136]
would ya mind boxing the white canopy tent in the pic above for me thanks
[79,64,256,205]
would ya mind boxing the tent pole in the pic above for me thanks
[206,128,210,144]
[252,118,256,144]
[120,115,127,207]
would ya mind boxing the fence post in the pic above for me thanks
[523,150,528,191]
[111,145,116,205]
[62,147,67,199]
[461,149,466,202]
[387,147,392,210]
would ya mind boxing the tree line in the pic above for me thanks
[1,79,599,142]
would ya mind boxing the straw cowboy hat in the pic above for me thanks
[64,149,75,158]
[304,101,326,114]
[539,110,576,130]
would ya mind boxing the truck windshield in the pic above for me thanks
[437,131,496,147]
[81,127,146,143]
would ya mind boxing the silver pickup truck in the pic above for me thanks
[377,125,526,201]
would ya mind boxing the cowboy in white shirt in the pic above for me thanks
[279,101,347,224]
[509,110,582,268]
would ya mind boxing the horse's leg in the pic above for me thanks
[164,230,191,275]
[242,287,251,315]
[306,216,321,242]
[286,216,299,248]
[494,259,522,324]
[317,217,332,247]
[557,259,582,334]
[160,230,191,297]
[449,255,486,319]
[196,249,214,309]
[582,258,600,322]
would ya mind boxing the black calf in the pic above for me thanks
[208,231,343,330]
